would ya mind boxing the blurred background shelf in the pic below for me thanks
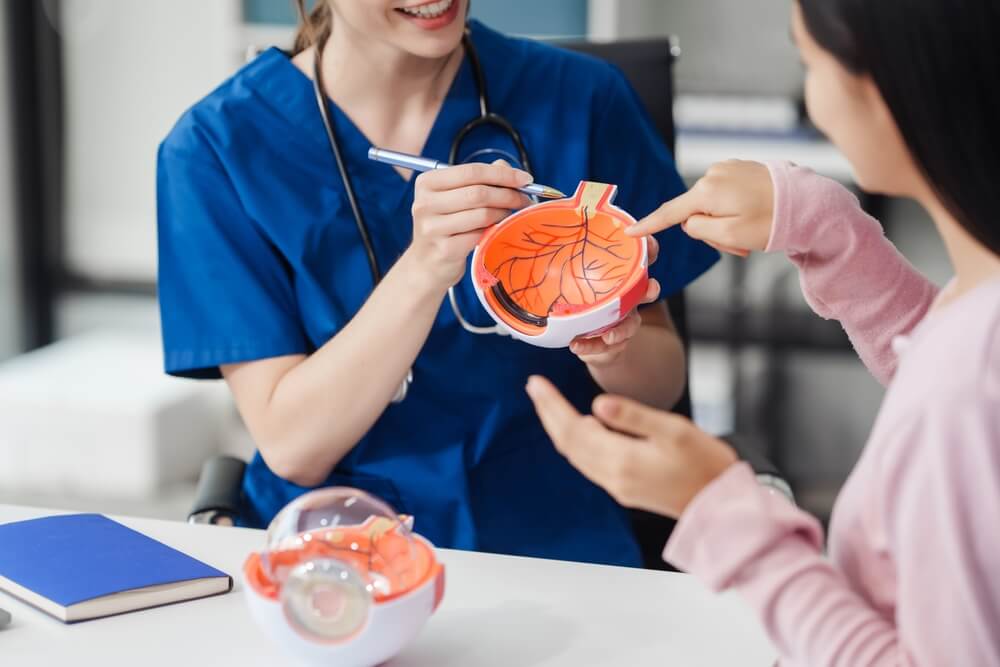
[688,303,851,352]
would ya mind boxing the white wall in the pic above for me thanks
[0,1,23,360]
[61,0,243,283]
[660,0,802,97]
[588,0,802,97]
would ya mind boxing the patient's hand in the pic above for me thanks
[526,375,737,518]
[627,160,774,257]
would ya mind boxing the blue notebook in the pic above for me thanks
[0,513,232,622]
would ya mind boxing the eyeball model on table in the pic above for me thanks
[472,181,649,348]
[242,488,445,667]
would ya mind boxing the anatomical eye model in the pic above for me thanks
[473,181,649,348]
[242,488,444,667]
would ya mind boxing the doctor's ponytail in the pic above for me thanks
[293,0,333,54]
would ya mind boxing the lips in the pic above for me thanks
[395,0,454,20]
[393,0,461,29]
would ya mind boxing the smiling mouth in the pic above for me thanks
[395,0,455,20]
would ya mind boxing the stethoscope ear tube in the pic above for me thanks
[313,26,532,403]
[312,50,381,288]
[447,112,531,175]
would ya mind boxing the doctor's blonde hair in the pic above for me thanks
[293,0,332,54]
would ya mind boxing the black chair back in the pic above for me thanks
[561,38,686,570]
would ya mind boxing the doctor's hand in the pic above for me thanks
[525,376,738,518]
[626,160,774,258]
[406,160,534,291]
[569,236,661,367]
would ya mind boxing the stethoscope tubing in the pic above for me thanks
[312,27,532,400]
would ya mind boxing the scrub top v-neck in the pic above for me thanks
[157,20,719,567]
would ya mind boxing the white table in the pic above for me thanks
[0,504,776,666]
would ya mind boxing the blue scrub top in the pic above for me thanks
[157,21,718,567]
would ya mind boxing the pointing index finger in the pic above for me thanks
[626,187,707,237]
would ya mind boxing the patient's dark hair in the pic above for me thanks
[798,0,1000,255]
[293,0,332,54]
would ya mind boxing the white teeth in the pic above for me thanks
[400,0,453,19]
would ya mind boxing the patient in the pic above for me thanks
[528,0,1000,664]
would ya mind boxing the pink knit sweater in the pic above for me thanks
[665,161,1000,666]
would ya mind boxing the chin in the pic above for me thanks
[850,169,880,194]
[403,23,466,58]
[851,162,914,198]
[404,34,464,59]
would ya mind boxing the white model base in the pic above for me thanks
[242,537,441,667]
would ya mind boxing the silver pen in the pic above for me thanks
[368,147,566,199]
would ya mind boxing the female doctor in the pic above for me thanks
[156,0,717,567]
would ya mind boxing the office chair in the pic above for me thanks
[189,36,788,571]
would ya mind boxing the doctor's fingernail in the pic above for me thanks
[515,170,533,185]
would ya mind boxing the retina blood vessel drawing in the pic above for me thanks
[473,181,649,348]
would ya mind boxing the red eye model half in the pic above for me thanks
[472,181,649,348]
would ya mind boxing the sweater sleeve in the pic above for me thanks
[665,391,1000,666]
[665,462,897,665]
[764,161,939,385]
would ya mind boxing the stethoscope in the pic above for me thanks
[311,27,532,402]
